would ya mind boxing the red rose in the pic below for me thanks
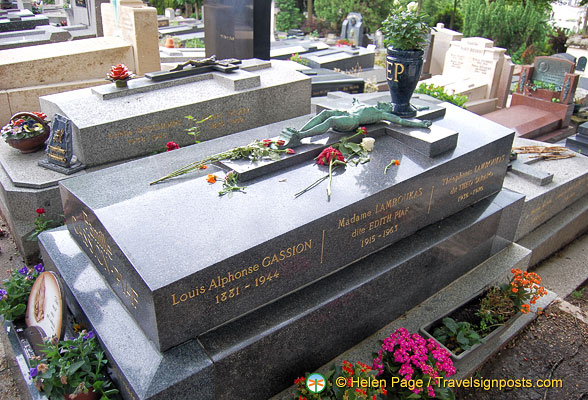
[316,147,345,165]
[358,127,367,135]
[166,141,180,151]
[262,139,272,147]
[36,208,45,215]
[107,64,132,80]
[286,148,295,154]
[276,139,285,147]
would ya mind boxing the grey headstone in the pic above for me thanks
[301,46,375,70]
[531,56,575,89]
[39,59,310,167]
[340,12,364,46]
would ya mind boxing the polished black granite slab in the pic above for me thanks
[39,189,524,400]
[59,97,514,351]
[203,0,270,60]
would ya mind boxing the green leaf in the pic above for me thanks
[69,360,86,374]
[346,142,362,153]
[443,317,458,334]
[456,330,468,346]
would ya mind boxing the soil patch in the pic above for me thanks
[455,297,588,400]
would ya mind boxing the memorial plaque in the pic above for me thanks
[204,0,270,60]
[59,95,514,351]
[531,56,575,89]
[25,271,65,340]
[38,113,85,174]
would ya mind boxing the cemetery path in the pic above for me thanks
[0,218,26,400]
[0,217,586,400]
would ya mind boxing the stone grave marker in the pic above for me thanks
[39,59,311,167]
[38,114,85,174]
[529,56,575,93]
[422,37,511,114]
[55,92,511,352]
[0,9,48,32]
[577,56,587,72]
[300,68,365,97]
[485,55,579,143]
[340,12,364,47]
[34,92,520,399]
[566,120,588,154]
[300,46,375,70]
[204,0,270,60]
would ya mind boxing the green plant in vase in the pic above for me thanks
[380,0,431,117]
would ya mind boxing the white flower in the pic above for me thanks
[361,137,375,152]
[407,2,418,12]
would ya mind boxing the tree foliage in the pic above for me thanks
[313,0,390,33]
[462,0,552,62]
[276,0,304,31]
[422,0,464,32]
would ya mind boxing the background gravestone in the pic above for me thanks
[340,12,363,47]
[204,0,270,60]
[577,56,587,72]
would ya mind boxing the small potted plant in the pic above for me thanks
[1,112,51,153]
[30,330,119,400]
[380,0,430,117]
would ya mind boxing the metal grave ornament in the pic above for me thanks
[38,113,85,174]
[145,56,241,82]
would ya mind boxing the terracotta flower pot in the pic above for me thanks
[5,112,50,153]
[65,389,98,400]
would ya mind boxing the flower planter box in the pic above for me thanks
[420,290,521,361]
[523,87,560,102]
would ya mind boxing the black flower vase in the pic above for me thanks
[386,47,424,118]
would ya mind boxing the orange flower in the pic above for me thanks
[199,165,208,170]
[206,174,217,183]
[512,287,518,293]
[521,304,530,314]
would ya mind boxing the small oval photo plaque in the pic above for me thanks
[25,271,65,340]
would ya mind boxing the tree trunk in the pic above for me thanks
[186,2,193,18]
[584,7,588,35]
[450,0,457,30]
[307,0,313,21]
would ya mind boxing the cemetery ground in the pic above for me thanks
[0,215,586,399]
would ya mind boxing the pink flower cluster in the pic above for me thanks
[373,328,455,398]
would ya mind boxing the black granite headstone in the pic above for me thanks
[38,114,85,174]
[301,68,365,97]
[566,120,588,155]
[204,0,270,60]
